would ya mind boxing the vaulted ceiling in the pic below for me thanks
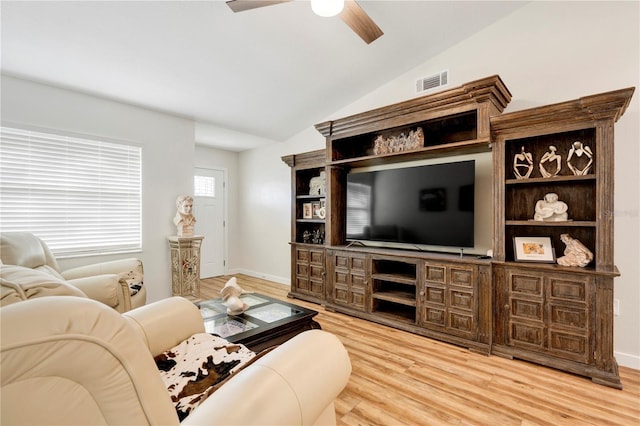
[1,1,526,150]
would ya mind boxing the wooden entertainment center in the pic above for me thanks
[282,75,634,388]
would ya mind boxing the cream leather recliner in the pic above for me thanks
[0,231,146,312]
[0,296,352,425]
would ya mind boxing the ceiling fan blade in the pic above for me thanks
[226,0,292,13]
[340,0,383,44]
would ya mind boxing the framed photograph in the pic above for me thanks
[302,203,313,219]
[312,201,321,218]
[513,237,555,263]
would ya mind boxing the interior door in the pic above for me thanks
[194,168,226,278]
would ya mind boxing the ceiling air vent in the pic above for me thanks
[416,70,449,95]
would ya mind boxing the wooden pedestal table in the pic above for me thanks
[168,235,204,302]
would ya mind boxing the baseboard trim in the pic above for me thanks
[615,351,640,370]
[226,268,290,286]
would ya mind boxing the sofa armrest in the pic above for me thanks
[65,275,122,308]
[182,330,352,426]
[61,258,143,280]
[123,297,205,357]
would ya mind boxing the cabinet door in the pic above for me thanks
[330,251,367,311]
[294,246,325,298]
[308,248,325,296]
[420,262,477,338]
[504,268,593,364]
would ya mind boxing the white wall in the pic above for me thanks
[1,75,195,303]
[237,1,640,367]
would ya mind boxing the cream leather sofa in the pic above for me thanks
[0,232,146,312]
[1,295,352,425]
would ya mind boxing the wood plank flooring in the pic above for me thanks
[201,274,640,426]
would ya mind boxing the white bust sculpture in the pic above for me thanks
[173,195,196,236]
[534,193,568,222]
[557,234,593,267]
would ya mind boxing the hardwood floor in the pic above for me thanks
[201,274,640,426]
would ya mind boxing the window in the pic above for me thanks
[194,175,215,197]
[0,126,142,257]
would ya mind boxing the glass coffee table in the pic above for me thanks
[197,293,320,352]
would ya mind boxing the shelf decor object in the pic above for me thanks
[513,236,555,263]
[513,146,533,179]
[566,140,593,176]
[538,145,562,177]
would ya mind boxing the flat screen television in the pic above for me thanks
[346,160,475,250]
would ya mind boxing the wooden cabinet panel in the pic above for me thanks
[291,245,325,302]
[500,267,593,364]
[420,261,478,339]
[328,250,367,311]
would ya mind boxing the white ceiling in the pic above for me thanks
[1,1,527,151]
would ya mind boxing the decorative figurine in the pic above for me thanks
[557,234,593,267]
[534,193,569,221]
[173,195,196,236]
[302,230,311,244]
[220,277,249,315]
[539,145,562,178]
[373,127,424,155]
[309,171,326,195]
[567,141,593,176]
[513,146,533,179]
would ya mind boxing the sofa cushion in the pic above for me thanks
[0,265,87,307]
[154,333,255,421]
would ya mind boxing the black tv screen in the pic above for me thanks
[346,160,475,249]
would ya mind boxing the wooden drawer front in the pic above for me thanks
[310,265,324,280]
[310,280,323,295]
[310,249,324,265]
[511,298,543,321]
[352,291,366,308]
[334,271,348,286]
[296,248,310,262]
[351,273,366,289]
[425,285,445,305]
[334,254,349,269]
[350,256,366,272]
[425,265,446,283]
[297,263,309,277]
[334,286,349,304]
[510,322,545,349]
[511,274,543,297]
[450,290,473,311]
[450,267,474,287]
[296,277,310,292]
[551,304,587,329]
[449,311,474,335]
[423,306,445,326]
[549,278,588,303]
[549,330,588,362]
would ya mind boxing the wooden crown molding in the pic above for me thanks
[315,75,512,138]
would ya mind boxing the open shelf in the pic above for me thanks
[372,299,416,324]
[372,290,416,306]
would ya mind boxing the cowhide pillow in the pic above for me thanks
[154,333,256,421]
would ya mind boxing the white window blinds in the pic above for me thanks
[0,127,142,257]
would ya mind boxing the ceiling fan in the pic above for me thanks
[225,0,383,44]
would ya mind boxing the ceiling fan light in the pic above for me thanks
[311,0,344,17]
